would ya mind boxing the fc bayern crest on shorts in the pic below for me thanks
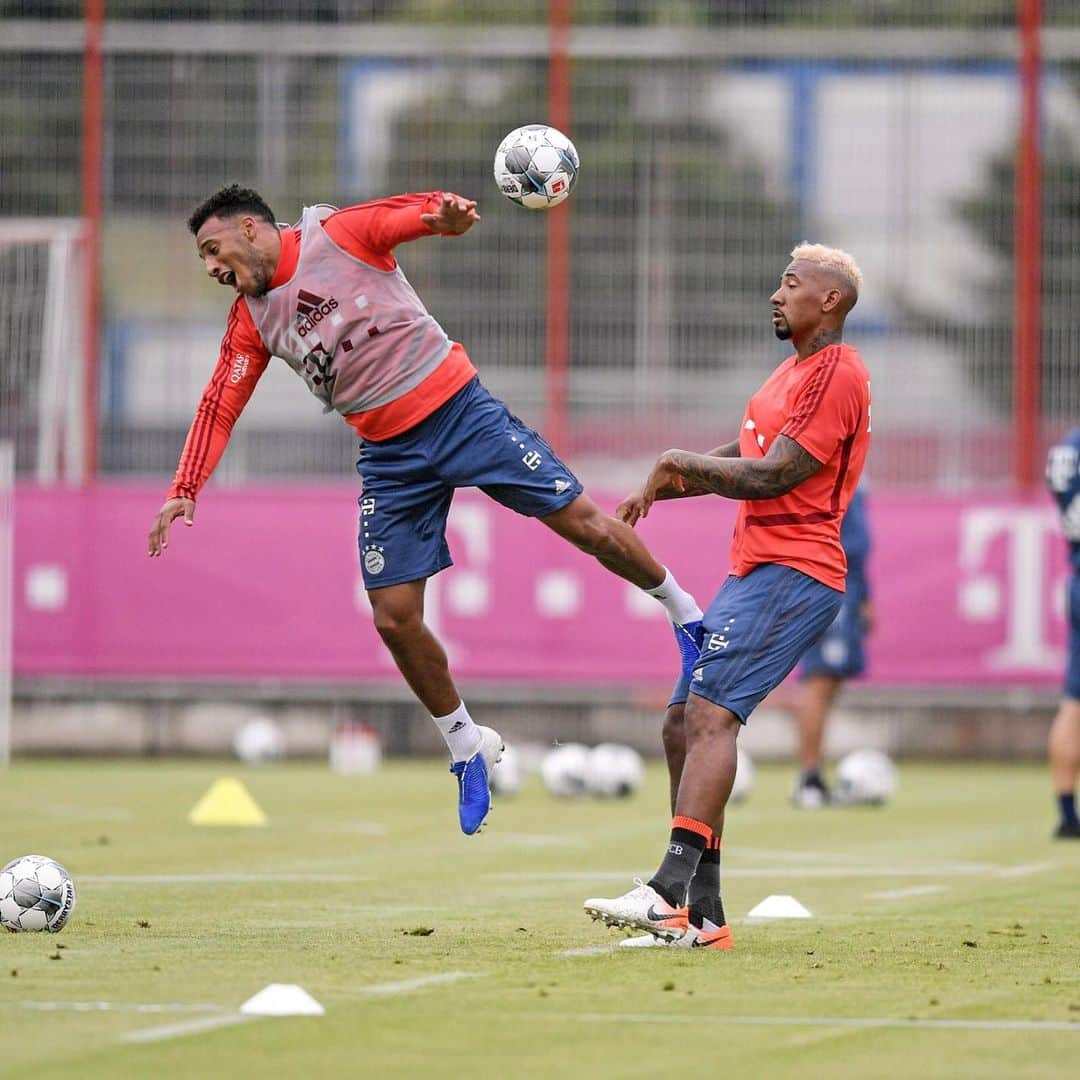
[363,546,385,575]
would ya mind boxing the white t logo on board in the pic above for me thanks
[957,506,1062,672]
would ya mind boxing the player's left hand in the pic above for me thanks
[616,489,648,526]
[421,193,480,235]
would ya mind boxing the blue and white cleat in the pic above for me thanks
[450,725,504,835]
[672,619,705,679]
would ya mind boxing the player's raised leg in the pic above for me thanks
[541,494,704,675]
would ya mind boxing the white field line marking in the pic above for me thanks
[725,846,912,865]
[488,864,997,882]
[994,862,1055,878]
[81,873,368,884]
[496,833,583,848]
[335,972,480,996]
[20,1001,227,1014]
[579,1013,1080,1034]
[867,885,948,900]
[46,805,132,821]
[123,1013,255,1044]
[312,821,387,835]
[561,944,619,957]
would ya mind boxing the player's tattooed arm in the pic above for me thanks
[614,436,738,524]
[706,438,741,458]
[631,435,822,519]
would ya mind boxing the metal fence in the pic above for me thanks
[2,2,1079,490]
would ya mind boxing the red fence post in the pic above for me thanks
[1013,0,1042,492]
[81,0,105,483]
[545,0,572,456]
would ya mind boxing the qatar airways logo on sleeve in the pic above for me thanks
[229,353,251,383]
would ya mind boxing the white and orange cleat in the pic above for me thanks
[583,880,689,942]
[618,922,734,951]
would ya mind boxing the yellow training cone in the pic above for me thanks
[188,777,267,827]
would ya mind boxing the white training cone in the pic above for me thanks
[239,983,325,1016]
[746,894,812,919]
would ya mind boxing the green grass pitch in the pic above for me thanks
[0,758,1077,1078]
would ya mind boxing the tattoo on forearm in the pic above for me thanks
[668,436,821,500]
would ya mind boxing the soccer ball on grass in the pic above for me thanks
[0,854,77,932]
[835,749,897,805]
[584,743,644,798]
[494,124,579,210]
[540,742,590,797]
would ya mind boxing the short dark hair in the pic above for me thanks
[187,184,277,235]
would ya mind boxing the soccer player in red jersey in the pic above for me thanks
[585,244,871,948]
[146,184,704,836]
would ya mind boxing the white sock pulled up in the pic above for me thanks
[432,702,482,763]
[644,567,703,626]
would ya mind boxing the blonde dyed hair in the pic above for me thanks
[790,243,863,298]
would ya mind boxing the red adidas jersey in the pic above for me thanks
[729,343,870,591]
[168,193,476,501]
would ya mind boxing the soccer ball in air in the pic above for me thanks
[0,854,77,933]
[584,743,644,798]
[540,742,590,797]
[729,747,755,804]
[835,749,898,806]
[494,124,580,210]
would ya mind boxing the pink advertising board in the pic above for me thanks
[11,484,1072,689]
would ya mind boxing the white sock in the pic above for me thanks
[644,567,703,625]
[432,702,482,762]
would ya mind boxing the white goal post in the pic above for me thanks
[0,218,87,484]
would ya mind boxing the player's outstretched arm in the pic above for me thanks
[148,497,196,557]
[420,193,480,235]
[617,437,741,524]
[632,435,822,520]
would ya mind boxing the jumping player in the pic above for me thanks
[584,243,870,948]
[1045,426,1080,840]
[147,185,704,837]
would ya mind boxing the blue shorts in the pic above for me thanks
[1067,576,1080,700]
[799,592,866,680]
[356,377,583,589]
[669,564,843,723]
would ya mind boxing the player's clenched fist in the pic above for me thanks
[147,497,196,556]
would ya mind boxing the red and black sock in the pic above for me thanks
[688,834,726,928]
[648,815,711,908]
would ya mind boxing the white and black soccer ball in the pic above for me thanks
[835,749,898,806]
[232,717,285,765]
[0,854,77,933]
[540,742,590,797]
[494,124,579,210]
[729,746,755,804]
[584,743,644,798]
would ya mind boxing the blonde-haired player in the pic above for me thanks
[586,243,870,949]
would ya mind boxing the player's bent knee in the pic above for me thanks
[370,602,424,646]
[662,705,687,756]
